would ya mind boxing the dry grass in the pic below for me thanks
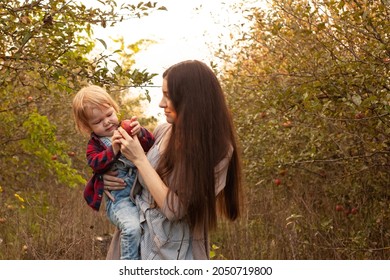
[0,185,114,260]
[1,166,390,260]
[211,167,390,260]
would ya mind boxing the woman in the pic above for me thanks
[104,60,242,259]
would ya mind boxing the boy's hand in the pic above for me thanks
[120,116,142,137]
[129,116,142,137]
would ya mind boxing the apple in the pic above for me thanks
[120,119,133,135]
[51,155,58,160]
[355,112,364,119]
[351,207,358,215]
[282,120,292,128]
[335,205,344,212]
[27,96,33,102]
[274,178,281,185]
[67,151,75,157]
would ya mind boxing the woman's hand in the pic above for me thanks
[103,170,126,202]
[103,170,126,190]
[118,126,147,165]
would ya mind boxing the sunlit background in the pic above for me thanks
[92,0,259,122]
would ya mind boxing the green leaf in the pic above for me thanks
[96,38,107,49]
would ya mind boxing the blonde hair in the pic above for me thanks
[72,85,120,135]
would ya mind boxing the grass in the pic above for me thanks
[1,167,390,260]
[0,185,113,260]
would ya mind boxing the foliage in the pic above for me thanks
[216,0,390,259]
[0,0,163,259]
[3,0,390,260]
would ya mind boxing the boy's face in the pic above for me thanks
[88,106,119,137]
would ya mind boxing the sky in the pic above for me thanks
[93,0,259,122]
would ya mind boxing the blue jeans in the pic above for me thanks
[106,167,140,260]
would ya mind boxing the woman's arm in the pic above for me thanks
[116,126,232,220]
[118,127,168,208]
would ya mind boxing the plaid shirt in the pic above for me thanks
[83,127,155,211]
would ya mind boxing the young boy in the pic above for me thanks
[72,85,154,259]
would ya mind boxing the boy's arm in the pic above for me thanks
[86,137,119,173]
[138,127,155,152]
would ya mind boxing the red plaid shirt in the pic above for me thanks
[83,127,155,211]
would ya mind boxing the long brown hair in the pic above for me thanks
[157,60,242,230]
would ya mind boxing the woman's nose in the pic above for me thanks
[159,98,165,108]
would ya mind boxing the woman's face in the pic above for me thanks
[159,78,177,124]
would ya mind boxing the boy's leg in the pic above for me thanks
[111,199,141,260]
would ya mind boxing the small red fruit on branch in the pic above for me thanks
[282,120,292,128]
[274,178,281,185]
[351,207,358,215]
[354,112,365,119]
[335,205,344,212]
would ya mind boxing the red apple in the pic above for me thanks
[335,205,344,212]
[282,120,292,128]
[355,112,364,119]
[351,207,358,215]
[274,178,281,185]
[51,155,58,160]
[120,119,133,135]
[319,170,327,178]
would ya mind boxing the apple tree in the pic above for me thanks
[0,0,165,258]
[0,0,164,190]
[217,0,390,258]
